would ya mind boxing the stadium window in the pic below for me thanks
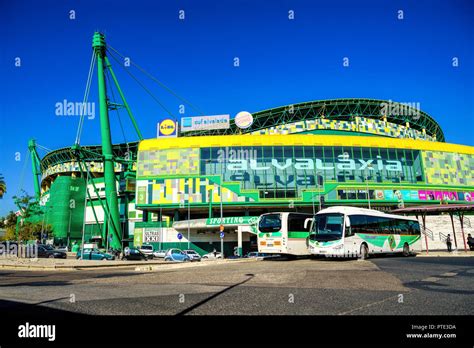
[337,190,347,200]
[304,146,313,159]
[294,146,303,158]
[274,146,283,160]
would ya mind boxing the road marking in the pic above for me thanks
[440,272,457,277]
[421,277,441,282]
[338,294,401,315]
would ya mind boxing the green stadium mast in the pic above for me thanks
[28,139,42,200]
[92,32,122,250]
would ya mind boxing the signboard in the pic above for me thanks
[143,229,161,243]
[177,233,183,240]
[220,232,225,239]
[157,118,178,137]
[180,114,230,132]
[234,111,253,129]
[134,228,143,247]
[206,216,258,226]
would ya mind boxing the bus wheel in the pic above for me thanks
[359,244,369,260]
[402,243,410,257]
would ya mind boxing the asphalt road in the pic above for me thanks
[0,256,472,315]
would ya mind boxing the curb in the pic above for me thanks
[0,257,256,271]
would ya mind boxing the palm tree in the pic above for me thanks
[0,174,6,198]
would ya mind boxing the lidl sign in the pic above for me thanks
[157,119,178,137]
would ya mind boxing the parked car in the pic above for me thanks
[244,251,268,258]
[123,247,150,261]
[55,246,69,253]
[183,249,201,261]
[139,244,154,258]
[35,244,67,259]
[152,249,167,258]
[76,248,115,260]
[202,251,223,259]
[164,248,191,262]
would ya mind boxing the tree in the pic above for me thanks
[12,190,42,219]
[0,211,18,241]
[0,173,5,198]
[10,191,51,242]
[18,222,53,241]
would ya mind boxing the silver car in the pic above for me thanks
[183,249,201,261]
[152,249,167,258]
[139,245,154,258]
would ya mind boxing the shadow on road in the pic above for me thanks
[175,274,255,316]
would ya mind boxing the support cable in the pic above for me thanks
[75,51,97,145]
[107,45,204,115]
[105,68,128,144]
[107,51,176,118]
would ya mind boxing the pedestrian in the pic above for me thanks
[467,233,474,251]
[446,234,452,252]
[213,248,217,258]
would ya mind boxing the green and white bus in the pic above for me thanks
[307,206,421,259]
[257,212,313,256]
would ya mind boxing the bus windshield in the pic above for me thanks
[259,214,282,233]
[310,213,344,241]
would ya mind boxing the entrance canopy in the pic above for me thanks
[173,216,259,232]
[391,204,474,253]
[391,203,474,215]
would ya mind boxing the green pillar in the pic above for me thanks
[92,32,122,250]
[28,139,41,200]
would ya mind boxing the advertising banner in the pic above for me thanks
[181,114,230,132]
[157,119,178,137]
[143,228,162,243]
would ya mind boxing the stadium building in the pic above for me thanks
[38,98,474,256]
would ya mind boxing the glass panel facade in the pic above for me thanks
[202,146,423,194]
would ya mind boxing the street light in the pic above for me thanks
[178,188,191,249]
[80,165,89,260]
[220,184,224,258]
[365,164,373,209]
[311,172,323,214]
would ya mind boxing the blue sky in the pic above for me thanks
[0,0,473,215]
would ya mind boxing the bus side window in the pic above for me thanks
[399,220,409,234]
[349,215,367,235]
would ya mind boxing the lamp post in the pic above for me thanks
[178,189,191,250]
[159,206,163,251]
[365,164,373,210]
[67,207,72,250]
[80,165,89,260]
[398,172,405,208]
[220,184,224,258]
[187,192,191,250]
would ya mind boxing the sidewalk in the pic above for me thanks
[416,249,474,257]
[0,256,255,271]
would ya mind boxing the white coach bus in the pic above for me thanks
[257,212,313,256]
[307,206,421,259]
